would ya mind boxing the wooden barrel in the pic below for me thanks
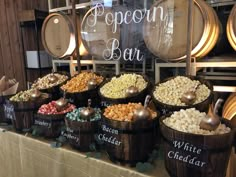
[223,93,236,124]
[160,116,235,177]
[100,116,158,165]
[151,76,213,115]
[41,13,77,58]
[61,72,104,107]
[143,0,220,62]
[81,6,120,59]
[34,113,65,138]
[98,74,151,108]
[64,119,100,152]
[206,0,235,4]
[34,72,69,100]
[208,5,235,56]
[0,95,12,124]
[65,88,101,107]
[10,95,50,132]
[227,4,236,51]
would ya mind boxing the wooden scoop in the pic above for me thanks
[199,99,223,131]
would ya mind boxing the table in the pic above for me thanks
[0,126,235,177]
[0,127,168,177]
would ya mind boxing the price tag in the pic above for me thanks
[3,100,15,120]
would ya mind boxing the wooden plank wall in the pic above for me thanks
[0,0,48,91]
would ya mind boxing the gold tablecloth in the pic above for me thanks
[0,127,235,177]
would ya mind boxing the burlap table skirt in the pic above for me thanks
[0,127,235,177]
[0,127,168,177]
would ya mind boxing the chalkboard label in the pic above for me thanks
[167,140,208,169]
[101,101,111,107]
[34,119,51,128]
[3,101,15,120]
[67,98,74,103]
[161,108,173,116]
[98,124,122,146]
[62,127,80,145]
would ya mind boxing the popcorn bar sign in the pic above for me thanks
[84,1,168,61]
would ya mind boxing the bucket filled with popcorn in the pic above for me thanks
[61,72,104,107]
[32,72,69,100]
[152,76,213,115]
[160,108,235,177]
[99,73,150,107]
[100,102,158,165]
[9,89,50,132]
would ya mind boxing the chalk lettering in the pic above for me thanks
[35,120,51,128]
[62,131,80,143]
[102,124,118,135]
[173,141,202,155]
[168,151,206,168]
[98,134,121,146]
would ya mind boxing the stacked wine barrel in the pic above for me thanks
[227,4,236,51]
[143,0,221,62]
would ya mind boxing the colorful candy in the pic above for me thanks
[38,101,75,115]
[66,108,101,122]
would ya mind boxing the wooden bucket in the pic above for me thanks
[35,72,69,100]
[65,88,101,107]
[208,5,235,56]
[64,118,100,152]
[10,96,50,132]
[151,76,213,115]
[227,4,236,51]
[0,95,12,124]
[41,13,77,58]
[100,116,158,165]
[34,113,65,138]
[160,116,235,177]
[98,74,151,108]
[61,72,104,107]
[81,6,120,59]
[222,93,236,127]
[143,0,220,62]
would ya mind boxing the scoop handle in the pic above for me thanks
[214,98,224,117]
[63,91,66,99]
[88,99,92,108]
[144,95,151,108]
